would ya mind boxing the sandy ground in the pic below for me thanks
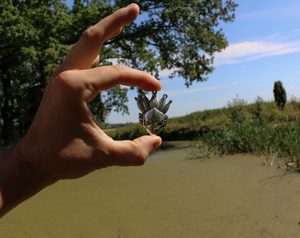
[1,148,300,238]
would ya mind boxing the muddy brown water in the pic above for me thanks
[1,148,300,237]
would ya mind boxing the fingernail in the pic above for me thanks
[129,3,138,7]
[153,136,162,149]
[127,3,139,11]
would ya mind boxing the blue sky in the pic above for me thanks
[68,1,300,123]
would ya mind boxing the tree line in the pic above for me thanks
[0,0,237,146]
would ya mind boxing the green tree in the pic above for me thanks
[273,81,287,110]
[0,0,237,146]
[0,0,71,145]
[71,0,237,85]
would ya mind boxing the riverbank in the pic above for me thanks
[1,148,300,237]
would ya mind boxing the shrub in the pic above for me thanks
[250,96,264,124]
[227,95,247,124]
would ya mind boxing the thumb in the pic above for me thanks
[133,135,162,152]
[107,135,162,166]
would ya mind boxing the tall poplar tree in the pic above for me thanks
[273,81,287,110]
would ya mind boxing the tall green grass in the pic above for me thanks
[109,98,300,141]
[191,97,300,169]
[109,96,300,168]
[195,123,300,160]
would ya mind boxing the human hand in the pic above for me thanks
[16,4,162,181]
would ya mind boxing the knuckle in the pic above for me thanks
[53,71,83,93]
[54,71,74,86]
[111,141,148,166]
[132,146,147,165]
[111,12,123,26]
[111,64,126,72]
[55,70,72,82]
[82,26,103,43]
[111,65,126,80]
[95,147,113,168]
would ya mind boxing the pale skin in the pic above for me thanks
[0,4,162,217]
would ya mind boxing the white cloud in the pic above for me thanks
[215,40,300,66]
[105,39,300,73]
[165,80,258,97]
[166,85,223,97]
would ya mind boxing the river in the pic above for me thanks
[1,147,300,237]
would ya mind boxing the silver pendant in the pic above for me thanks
[135,91,172,135]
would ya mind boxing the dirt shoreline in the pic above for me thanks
[1,148,300,237]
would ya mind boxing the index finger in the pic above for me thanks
[77,65,161,101]
[59,4,140,72]
[82,63,160,88]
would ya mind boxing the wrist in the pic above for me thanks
[0,146,55,217]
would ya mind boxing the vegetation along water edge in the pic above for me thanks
[107,95,300,170]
